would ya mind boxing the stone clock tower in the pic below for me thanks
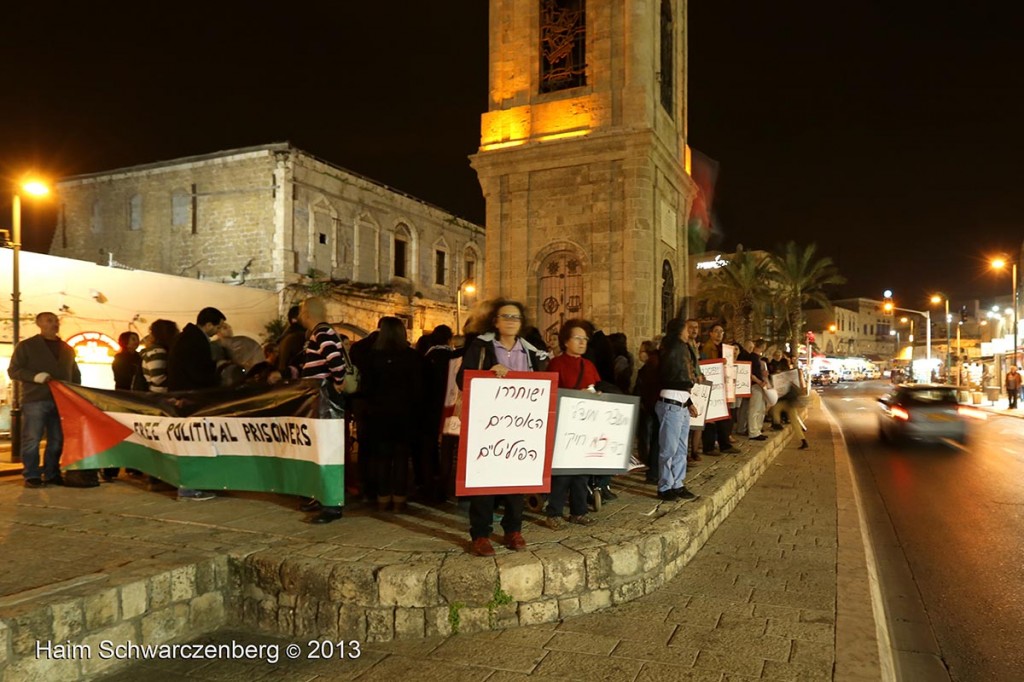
[470,0,698,346]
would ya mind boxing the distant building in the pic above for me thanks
[50,143,485,337]
[806,298,893,360]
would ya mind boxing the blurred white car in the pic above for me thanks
[877,384,985,444]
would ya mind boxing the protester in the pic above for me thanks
[141,320,179,393]
[700,323,739,456]
[633,339,661,484]
[747,339,770,441]
[166,307,226,501]
[276,305,306,379]
[654,318,701,502]
[1006,365,1022,409]
[421,325,456,503]
[112,331,144,390]
[362,317,423,513]
[542,320,599,529]
[457,300,549,557]
[298,297,349,523]
[216,322,264,370]
[8,312,83,488]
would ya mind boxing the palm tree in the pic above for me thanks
[770,242,846,358]
[700,248,775,344]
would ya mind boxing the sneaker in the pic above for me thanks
[798,440,810,450]
[568,514,595,526]
[674,487,699,501]
[310,507,343,524]
[472,537,496,557]
[688,453,703,462]
[24,478,44,489]
[45,475,65,486]
[657,489,680,501]
[721,447,741,455]
[505,531,527,551]
[177,488,216,501]
[628,456,648,472]
[541,516,562,530]
[749,435,767,441]
[600,487,618,501]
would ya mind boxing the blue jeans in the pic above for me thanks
[21,400,64,482]
[655,400,690,493]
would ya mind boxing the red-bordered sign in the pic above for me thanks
[456,370,558,496]
[698,358,730,422]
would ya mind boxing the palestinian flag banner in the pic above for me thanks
[51,380,346,505]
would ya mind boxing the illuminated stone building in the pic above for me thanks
[470,0,698,346]
[49,144,485,337]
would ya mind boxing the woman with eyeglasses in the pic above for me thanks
[541,320,600,529]
[457,299,549,557]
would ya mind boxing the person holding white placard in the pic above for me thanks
[654,319,701,502]
[457,300,549,557]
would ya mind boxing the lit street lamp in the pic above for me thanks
[991,257,1019,368]
[884,290,932,379]
[8,179,50,464]
[930,293,951,380]
[455,278,476,334]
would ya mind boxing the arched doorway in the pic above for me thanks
[537,250,585,349]
[661,260,675,333]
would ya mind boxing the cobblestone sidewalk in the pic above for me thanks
[102,409,848,682]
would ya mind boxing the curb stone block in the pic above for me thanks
[278,592,297,609]
[534,546,586,596]
[579,588,612,613]
[638,535,664,572]
[257,598,278,632]
[315,602,341,639]
[439,554,497,604]
[492,603,519,629]
[328,563,378,605]
[148,572,172,610]
[378,561,440,608]
[10,608,53,657]
[424,607,452,638]
[278,605,295,636]
[394,608,425,638]
[281,558,330,601]
[643,575,665,595]
[141,603,189,643]
[190,592,225,632]
[496,553,544,602]
[457,606,493,634]
[248,552,286,592]
[195,560,218,595]
[338,605,368,640]
[581,546,611,590]
[241,582,266,602]
[558,597,581,619]
[295,595,319,636]
[2,652,80,682]
[120,580,148,620]
[80,621,137,677]
[607,542,641,578]
[518,599,559,626]
[170,565,197,602]
[366,608,395,642]
[612,580,645,604]
[0,619,9,666]
[50,599,85,641]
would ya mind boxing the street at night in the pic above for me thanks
[821,380,1024,681]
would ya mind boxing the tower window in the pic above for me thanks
[659,0,674,115]
[435,249,447,285]
[540,0,586,93]
[394,238,408,278]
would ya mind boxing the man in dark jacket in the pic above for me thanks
[654,318,701,502]
[276,305,306,378]
[167,307,225,391]
[8,312,81,487]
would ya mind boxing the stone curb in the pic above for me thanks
[234,429,793,642]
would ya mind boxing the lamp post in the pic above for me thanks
[930,294,951,381]
[455,279,476,334]
[8,180,50,464]
[991,258,1018,369]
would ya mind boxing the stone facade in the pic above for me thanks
[470,0,698,347]
[51,144,486,337]
[806,298,894,359]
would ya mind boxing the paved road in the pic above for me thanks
[822,380,1024,681]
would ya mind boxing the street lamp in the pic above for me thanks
[884,290,932,379]
[930,293,951,380]
[8,179,51,464]
[991,257,1019,368]
[455,278,476,334]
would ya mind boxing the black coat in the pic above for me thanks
[362,346,424,438]
[167,323,218,391]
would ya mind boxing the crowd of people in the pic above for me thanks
[8,298,807,553]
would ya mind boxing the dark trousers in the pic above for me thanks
[638,407,660,481]
[439,434,459,499]
[702,417,733,453]
[371,438,411,498]
[1010,390,1019,409]
[546,475,588,517]
[469,494,525,539]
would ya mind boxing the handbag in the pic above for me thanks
[341,348,360,394]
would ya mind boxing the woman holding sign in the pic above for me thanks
[457,300,549,557]
[542,320,599,529]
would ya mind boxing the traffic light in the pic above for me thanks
[960,305,968,322]
[882,294,894,315]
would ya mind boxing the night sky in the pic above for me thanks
[3,2,1022,308]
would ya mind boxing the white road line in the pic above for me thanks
[821,399,898,682]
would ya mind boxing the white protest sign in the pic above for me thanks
[723,344,738,403]
[688,383,714,430]
[772,369,801,399]
[735,361,752,398]
[457,371,557,495]
[551,390,639,475]
[698,359,730,422]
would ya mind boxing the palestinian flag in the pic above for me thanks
[51,380,346,505]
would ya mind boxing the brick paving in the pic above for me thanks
[98,407,855,681]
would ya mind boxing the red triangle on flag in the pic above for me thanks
[50,382,135,466]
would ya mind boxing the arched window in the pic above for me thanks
[661,260,675,333]
[540,0,586,93]
[393,222,413,279]
[660,0,674,115]
[463,244,480,285]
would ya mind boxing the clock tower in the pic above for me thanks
[470,0,697,345]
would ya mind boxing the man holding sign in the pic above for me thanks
[654,319,702,502]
